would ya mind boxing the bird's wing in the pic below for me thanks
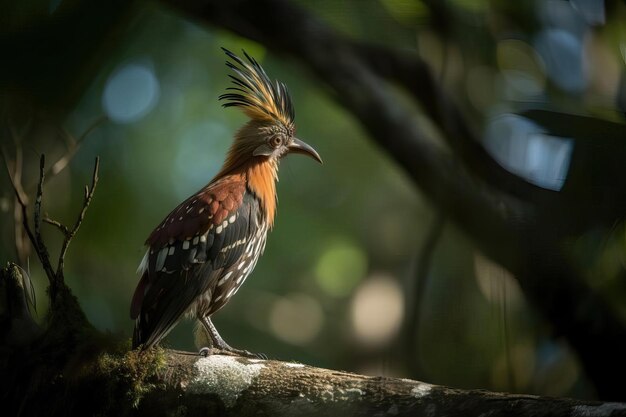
[131,176,261,349]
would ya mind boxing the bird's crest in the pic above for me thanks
[219,48,295,128]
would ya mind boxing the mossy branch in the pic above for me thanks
[79,351,626,417]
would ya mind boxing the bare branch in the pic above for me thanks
[2,150,57,288]
[43,216,70,236]
[56,156,99,278]
[32,154,58,287]
[351,44,558,205]
[34,155,44,243]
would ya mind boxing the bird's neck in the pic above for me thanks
[216,124,279,227]
[216,154,278,229]
[245,159,278,228]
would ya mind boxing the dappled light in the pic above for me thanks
[350,274,404,349]
[269,292,324,345]
[315,238,368,297]
[473,252,522,306]
[484,114,573,191]
[102,62,160,123]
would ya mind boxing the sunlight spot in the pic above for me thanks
[535,29,587,93]
[350,273,404,348]
[102,62,160,124]
[173,121,229,198]
[474,252,522,308]
[496,39,546,98]
[484,114,573,191]
[315,239,367,297]
[269,293,324,345]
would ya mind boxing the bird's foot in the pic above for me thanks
[198,345,267,360]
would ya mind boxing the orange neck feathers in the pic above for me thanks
[246,159,278,227]
[215,129,279,228]
[215,159,278,228]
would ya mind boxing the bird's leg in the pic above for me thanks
[198,315,267,359]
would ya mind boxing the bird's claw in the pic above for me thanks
[201,346,267,360]
[234,349,267,360]
[218,347,267,360]
[251,351,268,360]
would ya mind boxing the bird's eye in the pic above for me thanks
[270,136,283,148]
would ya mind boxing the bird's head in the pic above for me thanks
[219,48,322,166]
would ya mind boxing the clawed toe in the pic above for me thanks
[232,348,267,360]
[253,351,268,360]
[198,346,266,359]
[237,349,267,360]
[218,347,267,360]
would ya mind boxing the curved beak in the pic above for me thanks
[288,137,323,164]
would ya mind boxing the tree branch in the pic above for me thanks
[2,151,55,283]
[352,43,558,204]
[54,156,99,278]
[33,155,56,286]
[2,150,99,311]
[134,352,626,417]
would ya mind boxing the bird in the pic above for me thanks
[130,48,322,357]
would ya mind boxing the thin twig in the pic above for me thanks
[34,155,44,243]
[32,155,57,287]
[56,156,100,278]
[1,150,57,285]
[43,216,70,235]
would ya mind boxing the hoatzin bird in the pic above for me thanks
[130,48,322,357]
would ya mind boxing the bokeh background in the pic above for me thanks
[2,0,626,401]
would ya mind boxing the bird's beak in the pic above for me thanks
[288,138,323,164]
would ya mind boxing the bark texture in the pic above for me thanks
[142,352,626,417]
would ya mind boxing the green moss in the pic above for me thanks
[92,341,167,408]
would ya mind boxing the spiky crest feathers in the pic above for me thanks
[219,48,295,129]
